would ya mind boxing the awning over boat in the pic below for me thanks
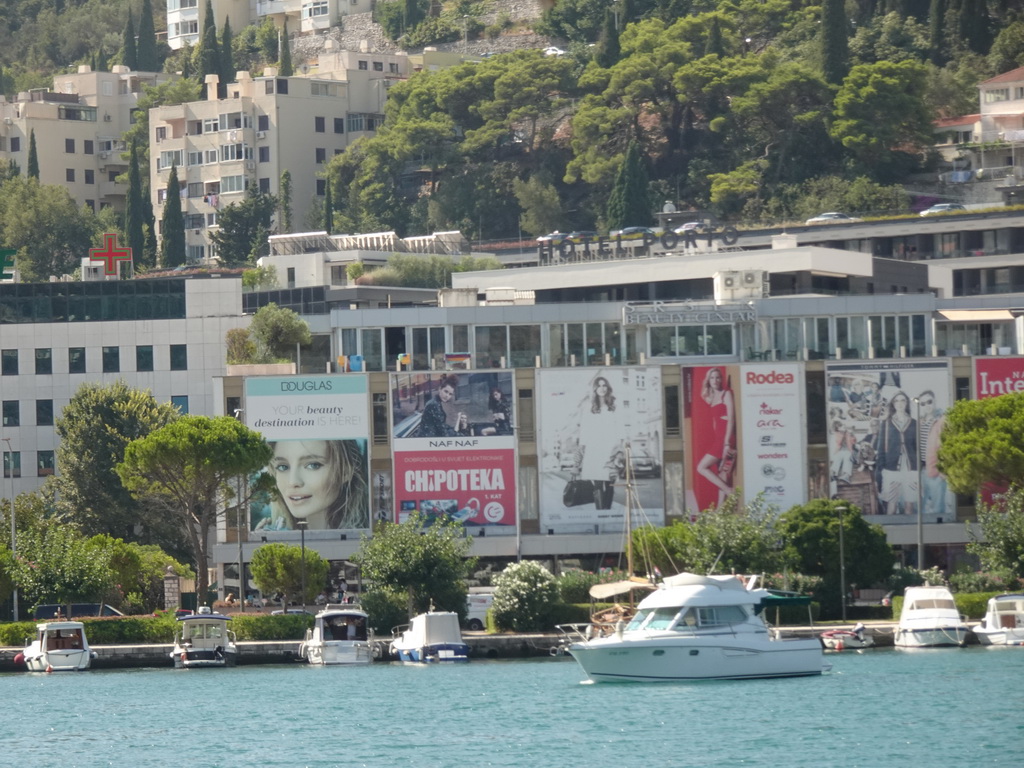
[589,580,656,600]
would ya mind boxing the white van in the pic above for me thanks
[465,588,495,631]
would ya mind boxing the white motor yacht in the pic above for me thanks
[17,621,97,672]
[560,572,828,683]
[300,604,374,665]
[894,585,970,648]
[973,593,1024,646]
[171,606,239,668]
[390,610,470,663]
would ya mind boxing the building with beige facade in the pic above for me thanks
[148,47,407,263]
[0,65,174,215]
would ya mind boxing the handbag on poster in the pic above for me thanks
[718,448,736,484]
[563,476,595,506]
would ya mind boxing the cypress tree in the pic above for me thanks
[143,182,158,268]
[220,17,235,85]
[197,5,221,85]
[27,129,39,179]
[605,140,649,230]
[279,170,293,234]
[705,16,725,57]
[279,20,293,76]
[160,165,186,268]
[820,0,849,86]
[323,178,333,234]
[137,0,159,72]
[929,0,947,66]
[122,9,138,71]
[125,139,146,270]
[97,46,109,72]
[594,9,620,69]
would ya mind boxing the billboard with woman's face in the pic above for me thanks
[390,371,516,534]
[536,367,664,535]
[243,375,371,532]
[823,360,953,523]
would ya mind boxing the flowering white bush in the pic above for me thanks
[491,561,560,632]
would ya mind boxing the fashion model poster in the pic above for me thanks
[536,367,664,535]
[243,375,371,532]
[973,357,1024,506]
[824,360,953,524]
[390,371,517,534]
[682,364,741,516]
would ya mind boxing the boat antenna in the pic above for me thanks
[707,548,725,575]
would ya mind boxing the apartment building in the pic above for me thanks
[148,49,406,263]
[0,65,174,214]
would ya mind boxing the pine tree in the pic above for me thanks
[605,140,649,230]
[279,170,293,233]
[220,17,235,85]
[122,10,138,71]
[137,0,159,72]
[929,0,947,66]
[323,177,333,234]
[160,165,186,267]
[27,129,39,179]
[820,0,849,85]
[595,9,620,68]
[125,139,147,269]
[279,20,293,76]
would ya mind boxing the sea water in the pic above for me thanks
[3,647,1021,767]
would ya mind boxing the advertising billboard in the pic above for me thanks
[536,367,664,535]
[390,371,516,535]
[824,360,953,523]
[243,375,371,532]
[972,357,1024,505]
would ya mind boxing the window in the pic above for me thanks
[155,126,167,142]
[303,0,329,16]
[109,170,118,182]
[170,344,188,370]
[358,60,368,70]
[315,116,326,133]
[187,182,203,198]
[11,137,20,152]
[136,345,153,372]
[259,177,270,193]
[277,78,288,94]
[985,88,1010,103]
[265,80,275,95]
[36,399,53,426]
[259,146,270,163]
[85,199,95,212]
[171,395,189,413]
[258,114,270,131]
[35,348,52,374]
[159,149,184,169]
[37,450,55,477]
[373,61,384,71]
[66,168,75,182]
[316,178,326,196]
[218,112,245,131]
[389,63,399,74]
[221,175,245,193]
[3,449,20,478]
[1,349,17,375]
[85,169,95,184]
[102,346,120,373]
[188,150,204,166]
[334,118,344,134]
[84,140,94,154]
[65,138,75,153]
[310,82,337,96]
[2,400,19,427]
[69,347,86,373]
[219,143,246,161]
[315,147,326,163]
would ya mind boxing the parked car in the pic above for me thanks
[567,230,600,244]
[805,212,862,225]
[674,220,708,234]
[34,603,125,619]
[610,226,656,240]
[920,203,966,216]
[537,231,570,246]
[543,46,566,57]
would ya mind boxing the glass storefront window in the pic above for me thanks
[566,323,584,365]
[361,328,382,371]
[475,326,508,368]
[509,325,540,368]
[548,324,565,366]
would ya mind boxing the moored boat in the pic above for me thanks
[821,622,875,650]
[171,606,238,668]
[390,610,470,663]
[894,585,969,648]
[299,604,374,665]
[558,572,828,683]
[17,621,97,672]
[974,593,1024,646]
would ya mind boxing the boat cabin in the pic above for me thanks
[43,625,85,651]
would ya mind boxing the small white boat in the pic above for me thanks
[171,606,238,668]
[299,604,374,665]
[390,610,470,663]
[894,585,970,648]
[821,623,875,650]
[17,621,97,672]
[559,572,828,683]
[974,593,1024,646]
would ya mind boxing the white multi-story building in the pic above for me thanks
[149,49,406,263]
[0,65,174,214]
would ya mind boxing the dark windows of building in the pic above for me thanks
[315,147,326,164]
[11,137,20,152]
[2,400,19,427]
[259,177,270,193]
[85,169,95,184]
[277,78,288,94]
[372,392,388,444]
[84,139,94,154]
[136,345,154,372]
[2,449,20,478]
[37,450,55,476]
[358,60,368,70]
[316,178,326,195]
[315,116,325,133]
[259,146,270,163]
[170,344,188,370]
[258,114,270,131]
[66,168,75,182]
[171,395,189,413]
[1,349,17,375]
[373,61,383,71]
[69,347,86,373]
[334,118,344,134]
[36,399,53,426]
[35,348,52,375]
[65,138,75,153]
[102,346,120,373]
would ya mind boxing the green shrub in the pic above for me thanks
[955,591,998,620]
[492,561,560,632]
[0,621,36,646]
[359,588,408,636]
[949,570,1023,593]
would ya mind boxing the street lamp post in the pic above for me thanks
[836,505,847,622]
[913,397,925,569]
[297,520,308,613]
[3,437,16,622]
[234,409,245,613]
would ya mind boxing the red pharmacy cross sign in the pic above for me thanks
[90,233,133,276]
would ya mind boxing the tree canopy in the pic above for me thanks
[250,542,330,607]
[938,393,1024,494]
[968,487,1024,578]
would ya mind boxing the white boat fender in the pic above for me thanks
[615,620,625,639]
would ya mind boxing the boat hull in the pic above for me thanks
[172,647,238,668]
[820,631,874,650]
[393,642,470,663]
[568,637,826,683]
[24,649,94,672]
[894,627,969,648]
[302,641,373,666]
[974,627,1024,646]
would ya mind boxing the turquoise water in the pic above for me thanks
[3,648,1021,767]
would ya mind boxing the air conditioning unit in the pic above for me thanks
[723,274,736,288]
[245,160,255,170]
[103,113,111,122]
[713,270,741,302]
[99,151,109,159]
[742,270,760,286]
[256,130,266,139]
[3,117,11,125]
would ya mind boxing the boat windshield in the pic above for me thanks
[909,599,956,611]
[646,606,683,631]
[670,605,748,630]
[625,609,653,631]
